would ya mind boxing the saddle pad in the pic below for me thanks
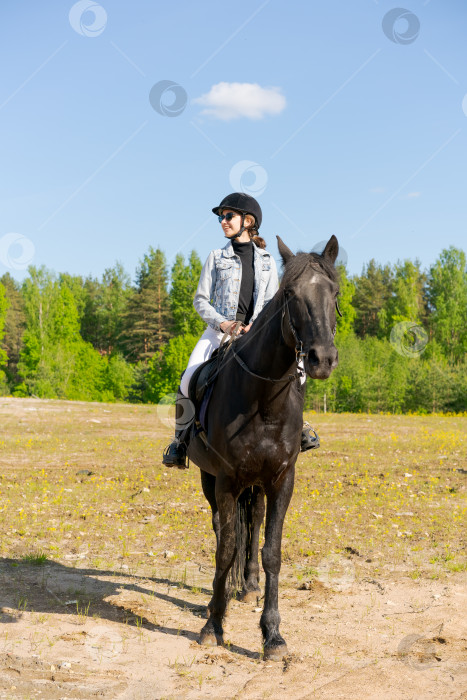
[188,343,229,431]
[198,383,215,432]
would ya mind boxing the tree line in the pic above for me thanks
[0,245,465,413]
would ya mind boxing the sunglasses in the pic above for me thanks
[218,212,239,223]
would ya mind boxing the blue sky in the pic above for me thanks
[0,0,466,285]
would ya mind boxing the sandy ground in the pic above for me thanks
[0,397,466,698]
[1,557,466,699]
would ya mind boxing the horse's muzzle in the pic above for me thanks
[305,345,339,379]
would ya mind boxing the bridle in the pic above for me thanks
[284,292,308,361]
[230,290,342,385]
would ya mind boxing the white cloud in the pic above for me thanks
[369,187,386,194]
[405,191,421,198]
[193,82,286,121]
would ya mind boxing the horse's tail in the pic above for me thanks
[229,487,254,597]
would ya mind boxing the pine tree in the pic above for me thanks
[119,248,171,362]
[81,263,132,355]
[100,262,132,355]
[80,276,102,349]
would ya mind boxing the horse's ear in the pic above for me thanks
[321,235,339,265]
[276,236,294,265]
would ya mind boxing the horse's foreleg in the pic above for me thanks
[260,466,295,661]
[239,486,265,603]
[199,474,238,647]
[200,470,220,548]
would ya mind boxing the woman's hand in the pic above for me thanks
[220,320,241,336]
[242,324,252,333]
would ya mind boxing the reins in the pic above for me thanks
[231,344,300,384]
[230,294,305,385]
[229,292,343,385]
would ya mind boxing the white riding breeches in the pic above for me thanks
[179,326,307,398]
[180,326,225,397]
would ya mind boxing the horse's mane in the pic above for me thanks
[280,252,338,289]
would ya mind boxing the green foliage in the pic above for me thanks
[102,353,135,402]
[14,267,120,401]
[0,282,10,394]
[352,260,393,338]
[146,333,200,403]
[0,282,9,366]
[119,248,172,362]
[17,324,105,401]
[80,263,132,355]
[58,272,87,320]
[125,360,150,404]
[0,272,26,389]
[305,332,466,414]
[335,265,356,341]
[427,247,467,362]
[4,243,465,414]
[170,251,205,336]
[378,259,426,337]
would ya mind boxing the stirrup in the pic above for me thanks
[162,440,188,469]
[301,422,320,452]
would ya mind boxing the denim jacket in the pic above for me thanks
[193,240,279,332]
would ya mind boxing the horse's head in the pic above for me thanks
[277,235,340,380]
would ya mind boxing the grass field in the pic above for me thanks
[0,397,466,699]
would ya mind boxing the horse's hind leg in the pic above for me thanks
[261,466,295,661]
[199,474,238,648]
[239,486,265,603]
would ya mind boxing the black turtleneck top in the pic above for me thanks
[232,239,255,324]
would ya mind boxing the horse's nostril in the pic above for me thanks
[308,349,319,366]
[308,346,337,367]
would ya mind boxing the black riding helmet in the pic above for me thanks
[212,193,262,240]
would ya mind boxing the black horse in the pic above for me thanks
[188,235,340,660]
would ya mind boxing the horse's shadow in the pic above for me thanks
[0,558,260,659]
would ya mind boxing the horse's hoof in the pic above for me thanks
[198,632,218,647]
[263,644,288,661]
[238,590,260,604]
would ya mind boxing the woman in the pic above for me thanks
[162,192,319,468]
